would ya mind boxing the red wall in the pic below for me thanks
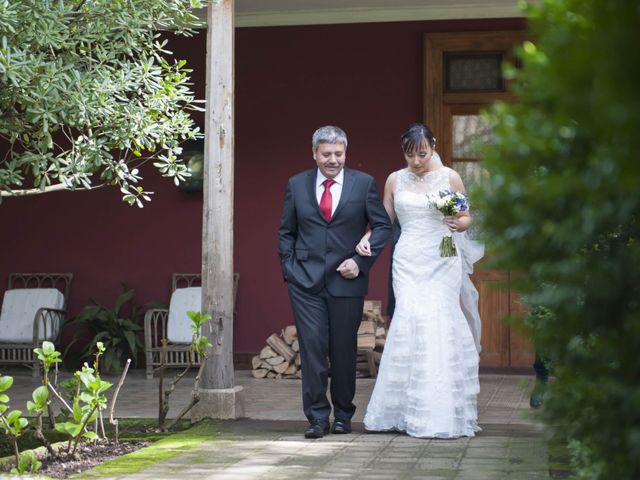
[0,18,525,357]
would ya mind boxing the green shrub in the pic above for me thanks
[0,0,205,205]
[475,0,640,478]
[67,284,144,373]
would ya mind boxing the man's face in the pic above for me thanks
[313,142,346,180]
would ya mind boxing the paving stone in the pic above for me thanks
[414,457,461,469]
[463,447,510,459]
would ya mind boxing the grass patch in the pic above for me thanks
[76,420,219,478]
[1,417,193,478]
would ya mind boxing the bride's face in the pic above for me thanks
[404,140,434,176]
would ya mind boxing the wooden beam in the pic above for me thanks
[201,0,235,390]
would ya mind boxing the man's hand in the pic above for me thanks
[337,259,360,279]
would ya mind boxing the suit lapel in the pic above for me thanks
[332,168,355,220]
[306,170,326,222]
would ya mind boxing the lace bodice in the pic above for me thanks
[393,167,451,237]
[395,166,450,195]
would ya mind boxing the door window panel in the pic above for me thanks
[445,54,503,91]
[451,114,491,240]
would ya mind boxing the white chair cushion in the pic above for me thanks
[167,287,201,344]
[0,288,65,343]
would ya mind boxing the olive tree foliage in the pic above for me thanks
[475,0,640,478]
[0,0,205,206]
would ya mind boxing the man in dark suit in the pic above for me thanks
[278,126,391,438]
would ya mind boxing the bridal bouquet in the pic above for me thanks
[428,190,469,257]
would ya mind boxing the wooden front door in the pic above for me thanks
[424,31,533,368]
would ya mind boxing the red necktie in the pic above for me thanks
[320,179,335,222]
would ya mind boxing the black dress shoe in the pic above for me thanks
[331,420,352,434]
[529,391,544,408]
[529,380,547,409]
[304,423,329,439]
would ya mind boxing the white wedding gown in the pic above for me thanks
[364,167,480,438]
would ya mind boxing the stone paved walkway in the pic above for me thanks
[0,369,550,479]
[118,420,548,480]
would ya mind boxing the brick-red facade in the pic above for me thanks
[0,18,526,357]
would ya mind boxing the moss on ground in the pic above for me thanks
[75,420,218,478]
[0,418,191,457]
[1,417,196,478]
[548,438,577,479]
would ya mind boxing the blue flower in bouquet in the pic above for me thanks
[431,190,469,216]
[428,190,469,257]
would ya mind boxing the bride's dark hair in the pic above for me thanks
[400,123,436,153]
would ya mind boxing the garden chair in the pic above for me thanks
[0,273,73,376]
[144,272,239,380]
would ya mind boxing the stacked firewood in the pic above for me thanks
[251,326,301,379]
[251,300,388,379]
[357,300,387,378]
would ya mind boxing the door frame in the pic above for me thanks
[423,30,533,368]
[424,30,527,165]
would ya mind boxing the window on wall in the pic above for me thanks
[445,53,504,92]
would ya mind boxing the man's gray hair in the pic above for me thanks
[312,126,348,150]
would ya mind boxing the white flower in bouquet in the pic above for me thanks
[427,190,469,257]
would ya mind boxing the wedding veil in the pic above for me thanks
[433,152,484,353]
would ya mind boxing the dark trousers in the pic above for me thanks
[287,282,364,425]
[533,354,550,382]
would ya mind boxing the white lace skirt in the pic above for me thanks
[363,260,480,438]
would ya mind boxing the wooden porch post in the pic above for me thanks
[192,0,245,421]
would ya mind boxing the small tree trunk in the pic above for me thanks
[12,438,19,467]
[158,340,167,430]
[43,371,56,429]
[159,347,193,431]
[71,405,99,456]
[109,358,131,444]
[166,359,206,430]
[35,415,57,457]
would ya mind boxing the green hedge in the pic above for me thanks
[475,0,640,478]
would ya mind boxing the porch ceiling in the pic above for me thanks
[233,0,526,27]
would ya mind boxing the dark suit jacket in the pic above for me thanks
[278,167,391,297]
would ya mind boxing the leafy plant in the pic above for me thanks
[0,344,62,471]
[59,376,81,409]
[0,375,29,468]
[474,0,640,477]
[11,450,41,475]
[34,340,62,426]
[68,284,144,373]
[54,362,112,457]
[26,386,49,419]
[34,340,63,373]
[188,310,213,359]
[25,381,58,459]
[0,341,123,472]
[0,0,205,205]
[0,375,11,413]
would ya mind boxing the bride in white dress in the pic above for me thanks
[358,124,481,438]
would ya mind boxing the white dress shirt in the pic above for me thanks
[316,168,344,217]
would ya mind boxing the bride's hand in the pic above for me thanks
[355,238,371,256]
[444,216,458,232]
